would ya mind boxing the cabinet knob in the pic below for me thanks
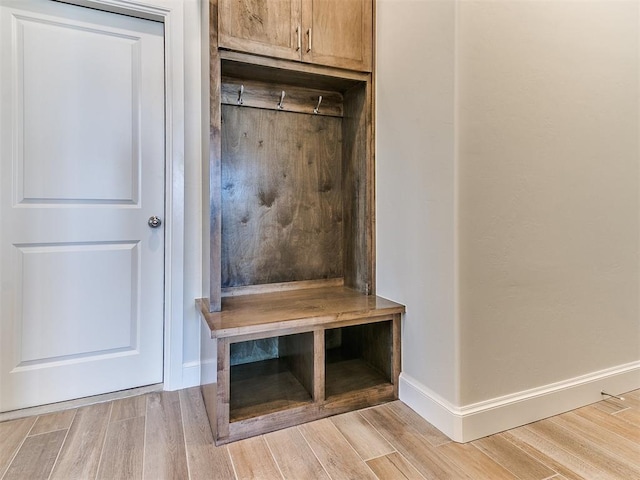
[307,28,312,53]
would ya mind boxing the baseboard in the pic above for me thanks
[182,361,202,389]
[399,360,640,443]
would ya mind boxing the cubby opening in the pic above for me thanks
[229,332,314,422]
[325,321,393,400]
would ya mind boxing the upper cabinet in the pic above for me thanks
[218,0,373,72]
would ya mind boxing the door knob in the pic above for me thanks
[148,216,162,228]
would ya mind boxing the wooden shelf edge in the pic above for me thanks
[196,286,405,339]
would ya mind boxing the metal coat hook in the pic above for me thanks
[277,90,286,110]
[313,95,323,114]
[237,85,244,105]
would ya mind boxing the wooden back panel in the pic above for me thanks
[221,105,343,287]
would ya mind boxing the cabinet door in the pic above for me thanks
[302,0,372,72]
[218,0,302,61]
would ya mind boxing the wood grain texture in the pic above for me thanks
[301,0,373,72]
[143,391,189,480]
[525,418,640,479]
[218,0,301,62]
[385,401,452,447]
[208,0,222,311]
[0,416,36,478]
[111,394,147,422]
[501,430,597,480]
[179,388,235,480]
[97,416,145,480]
[506,426,612,480]
[342,81,373,293]
[0,388,639,480]
[473,433,557,480]
[220,55,365,91]
[198,286,404,338]
[229,358,313,421]
[574,404,640,443]
[437,442,517,480]
[361,405,472,480]
[299,418,378,479]
[264,427,330,479]
[222,78,344,117]
[221,105,343,287]
[227,435,283,480]
[550,411,640,463]
[325,356,391,399]
[49,403,111,480]
[2,430,66,480]
[366,452,425,480]
[29,409,76,435]
[279,332,315,397]
[330,410,394,460]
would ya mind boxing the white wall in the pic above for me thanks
[377,0,640,441]
[457,0,639,405]
[376,0,459,407]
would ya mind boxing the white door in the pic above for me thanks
[0,0,165,412]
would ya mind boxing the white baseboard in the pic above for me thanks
[399,360,640,443]
[182,361,201,389]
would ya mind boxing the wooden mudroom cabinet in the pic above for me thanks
[198,0,403,445]
[218,0,373,72]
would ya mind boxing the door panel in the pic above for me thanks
[0,0,165,412]
[17,242,139,363]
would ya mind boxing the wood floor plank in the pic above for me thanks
[228,435,283,480]
[509,425,611,480]
[551,411,640,465]
[111,394,147,422]
[2,430,66,480]
[613,406,640,427]
[264,427,330,480]
[49,402,111,480]
[0,416,36,478]
[361,405,472,480]
[366,452,425,480]
[593,397,629,415]
[331,410,395,461]
[179,388,236,480]
[386,401,452,447]
[437,441,518,479]
[501,431,591,480]
[29,409,76,436]
[143,391,189,480]
[1,388,638,480]
[527,419,640,479]
[473,433,558,480]
[299,418,378,480]
[96,416,145,480]
[574,405,640,443]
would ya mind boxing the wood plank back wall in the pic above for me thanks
[221,105,344,287]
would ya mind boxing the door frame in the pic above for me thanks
[61,0,189,391]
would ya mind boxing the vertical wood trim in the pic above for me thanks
[208,0,222,311]
[392,314,401,397]
[342,79,374,294]
[314,329,325,402]
[366,68,375,295]
[216,338,230,440]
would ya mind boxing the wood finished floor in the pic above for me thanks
[0,389,638,480]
